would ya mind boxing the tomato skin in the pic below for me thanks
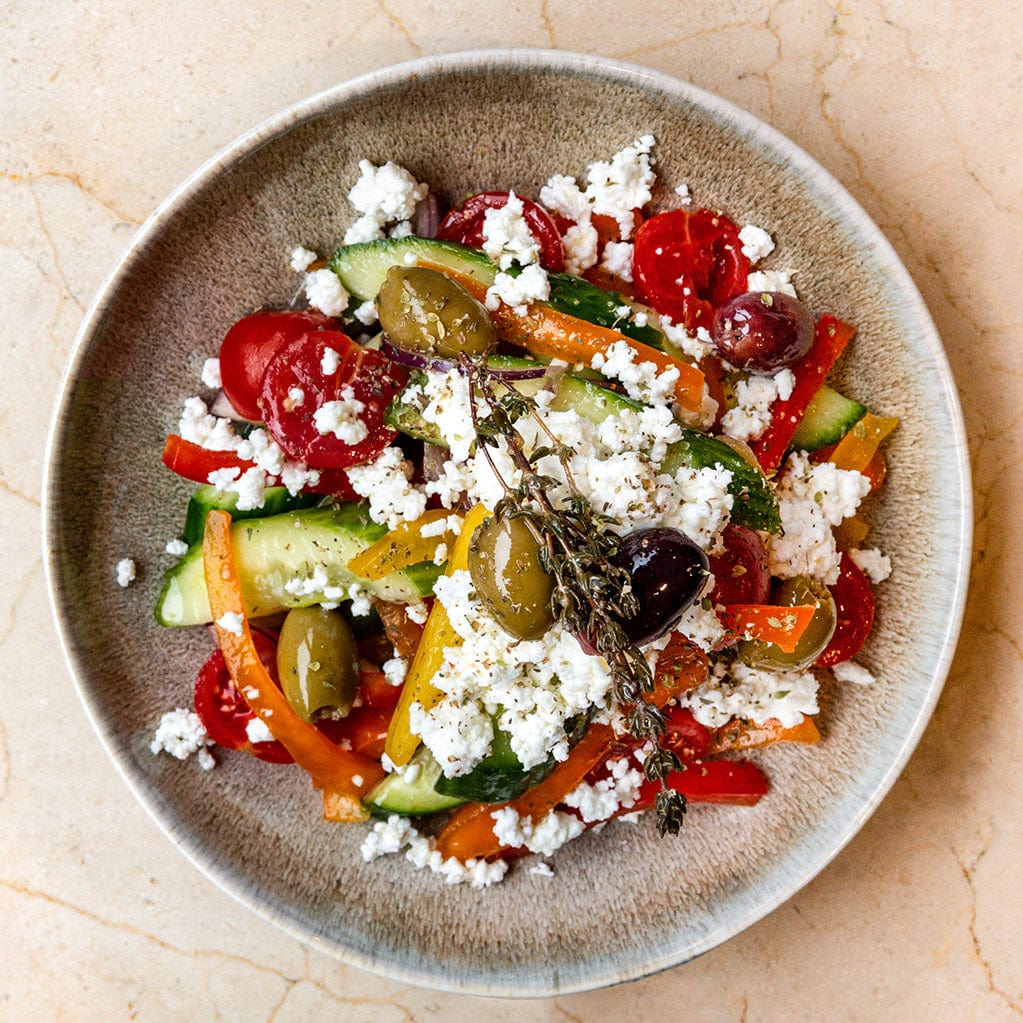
[437,191,565,272]
[219,310,338,420]
[337,706,391,760]
[708,524,771,607]
[260,330,406,469]
[816,552,875,666]
[193,632,294,764]
[632,209,749,331]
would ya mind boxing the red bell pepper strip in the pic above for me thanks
[815,552,875,667]
[202,509,384,821]
[633,759,769,808]
[748,316,857,474]
[718,603,818,653]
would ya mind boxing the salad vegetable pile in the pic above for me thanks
[146,137,896,886]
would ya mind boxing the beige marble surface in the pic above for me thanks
[3,1,1020,1019]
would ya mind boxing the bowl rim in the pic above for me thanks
[42,47,973,996]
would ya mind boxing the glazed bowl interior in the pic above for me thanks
[44,50,970,996]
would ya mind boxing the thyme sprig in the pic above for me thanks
[460,353,688,837]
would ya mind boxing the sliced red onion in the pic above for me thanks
[412,192,443,238]
[380,339,549,380]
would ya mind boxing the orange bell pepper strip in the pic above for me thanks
[827,412,899,474]
[418,261,706,412]
[708,714,821,755]
[384,503,489,766]
[202,509,384,821]
[346,508,460,580]
[718,603,818,653]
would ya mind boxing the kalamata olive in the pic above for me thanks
[612,527,710,646]
[469,514,556,641]
[377,265,496,359]
[736,574,837,671]
[711,291,814,371]
[276,606,360,721]
[708,524,771,606]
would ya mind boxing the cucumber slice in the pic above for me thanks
[182,484,320,546]
[363,747,467,817]
[330,237,496,301]
[155,503,442,627]
[789,384,867,453]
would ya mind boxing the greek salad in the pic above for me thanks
[145,136,896,887]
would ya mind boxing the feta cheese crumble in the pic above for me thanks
[245,716,275,744]
[312,388,368,445]
[485,262,551,315]
[832,661,876,686]
[738,224,775,264]
[200,357,222,389]
[590,340,679,406]
[480,191,542,269]
[115,558,136,588]
[289,246,318,273]
[346,447,427,529]
[215,611,245,636]
[343,160,428,245]
[150,708,216,770]
[164,538,189,557]
[850,547,893,584]
[747,268,797,298]
[304,268,348,317]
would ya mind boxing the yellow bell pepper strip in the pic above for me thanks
[827,412,899,474]
[201,509,384,821]
[418,261,707,412]
[346,508,459,580]
[717,603,818,653]
[384,503,489,766]
[708,714,821,755]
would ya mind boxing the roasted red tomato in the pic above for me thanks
[193,632,293,764]
[219,310,338,420]
[437,191,565,272]
[632,208,749,331]
[260,330,406,469]
[816,552,875,667]
[708,524,771,607]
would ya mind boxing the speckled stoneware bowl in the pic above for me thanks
[44,50,971,995]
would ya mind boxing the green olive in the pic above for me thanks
[276,607,359,722]
[469,515,556,641]
[736,574,837,671]
[376,265,496,358]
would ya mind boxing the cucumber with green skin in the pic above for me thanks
[386,363,781,533]
[329,236,665,349]
[182,484,320,546]
[363,747,467,817]
[155,504,443,627]
[789,384,866,453]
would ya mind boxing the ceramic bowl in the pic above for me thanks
[44,50,971,995]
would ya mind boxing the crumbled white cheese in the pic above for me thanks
[679,660,819,728]
[353,300,378,326]
[585,135,656,238]
[720,368,795,442]
[849,547,892,584]
[480,191,541,270]
[746,268,797,298]
[738,224,776,264]
[200,357,222,389]
[343,214,384,245]
[215,611,245,636]
[347,582,373,617]
[285,386,305,411]
[600,240,634,282]
[832,660,876,686]
[419,513,464,538]
[485,263,551,315]
[769,452,871,585]
[590,340,679,406]
[289,246,318,273]
[346,447,427,529]
[561,221,600,275]
[530,861,555,877]
[164,538,189,557]
[321,347,341,376]
[540,173,590,223]
[382,656,408,687]
[346,159,428,237]
[360,815,508,888]
[312,387,368,445]
[674,599,728,652]
[115,558,136,588]
[405,602,429,625]
[304,268,348,317]
[245,716,275,744]
[150,708,216,770]
[674,182,693,206]
[491,806,586,856]
[562,757,644,822]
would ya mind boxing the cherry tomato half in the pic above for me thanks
[193,632,294,764]
[437,191,565,272]
[632,208,749,331]
[708,524,771,607]
[260,330,406,469]
[219,310,338,420]
[816,552,875,667]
